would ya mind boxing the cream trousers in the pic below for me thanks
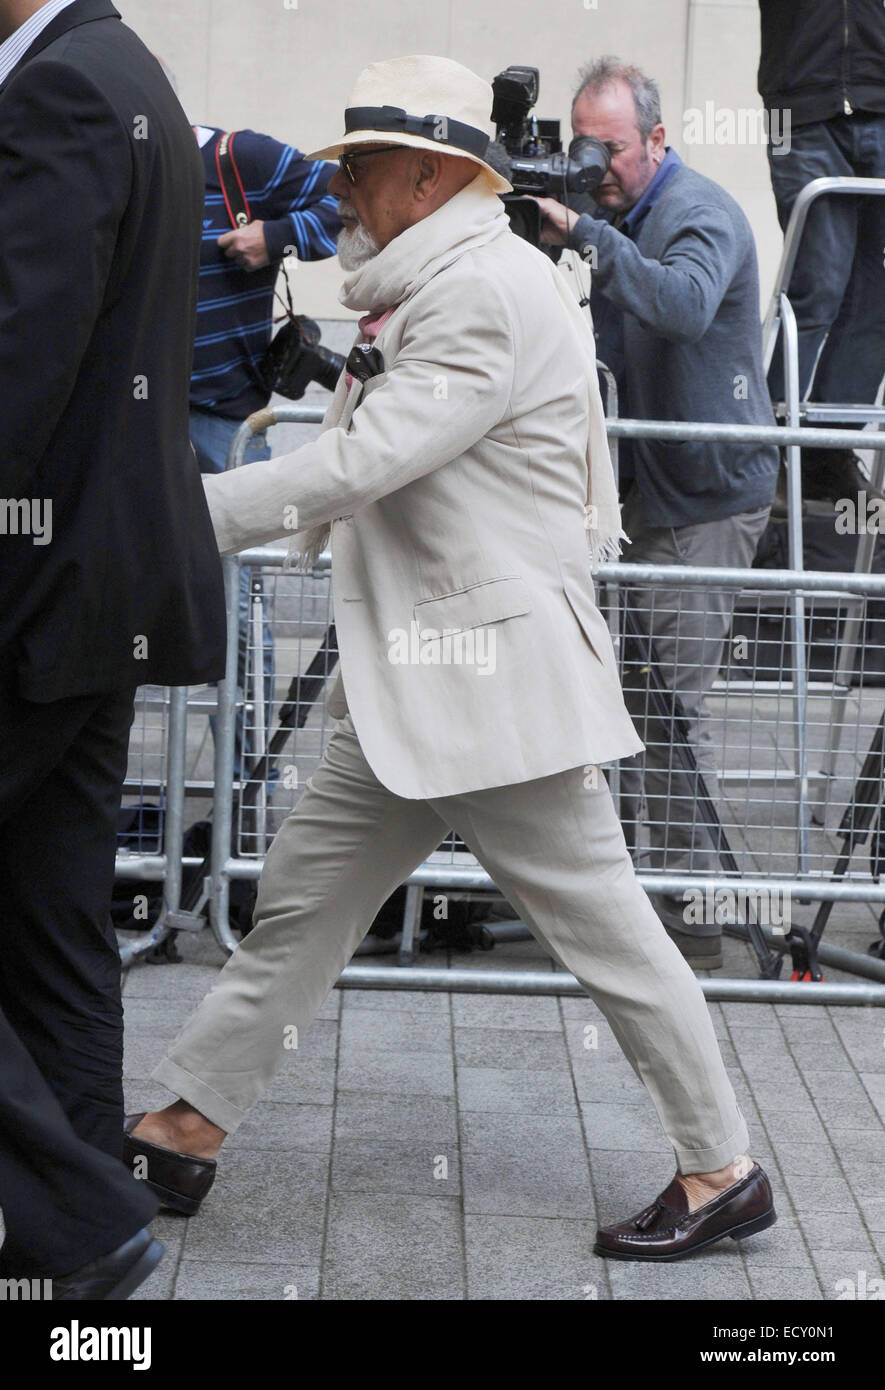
[153,714,749,1174]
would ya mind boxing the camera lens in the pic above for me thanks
[568,136,611,192]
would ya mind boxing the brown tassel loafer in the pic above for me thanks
[123,1113,217,1216]
[595,1162,776,1261]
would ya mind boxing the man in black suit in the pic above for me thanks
[0,0,226,1295]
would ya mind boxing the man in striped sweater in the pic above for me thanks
[189,124,341,774]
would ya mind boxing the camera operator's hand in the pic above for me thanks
[218,220,270,271]
[529,197,579,247]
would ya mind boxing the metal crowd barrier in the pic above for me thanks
[155,405,883,1007]
[115,685,189,967]
[116,403,885,1003]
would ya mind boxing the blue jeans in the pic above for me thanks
[767,112,885,405]
[190,407,275,781]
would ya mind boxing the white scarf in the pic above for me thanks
[293,174,625,571]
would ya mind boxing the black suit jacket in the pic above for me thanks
[0,0,226,699]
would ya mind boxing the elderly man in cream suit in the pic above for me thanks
[125,56,776,1263]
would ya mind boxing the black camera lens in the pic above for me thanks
[567,136,611,193]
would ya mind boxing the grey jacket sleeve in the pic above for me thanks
[568,204,739,345]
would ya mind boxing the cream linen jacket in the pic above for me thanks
[204,206,643,798]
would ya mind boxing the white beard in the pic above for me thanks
[337,219,380,270]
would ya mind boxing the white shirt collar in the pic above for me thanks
[194,126,217,149]
[0,0,79,86]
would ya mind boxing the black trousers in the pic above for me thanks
[0,675,157,1276]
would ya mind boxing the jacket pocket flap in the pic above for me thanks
[413,576,531,636]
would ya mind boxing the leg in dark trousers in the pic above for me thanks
[0,678,137,1157]
[0,1005,157,1278]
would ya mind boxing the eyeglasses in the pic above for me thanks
[338,144,403,184]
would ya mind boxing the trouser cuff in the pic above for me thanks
[151,1057,248,1136]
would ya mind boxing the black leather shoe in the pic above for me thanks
[595,1162,776,1261]
[52,1227,163,1300]
[123,1113,217,1216]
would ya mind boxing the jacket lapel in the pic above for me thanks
[0,0,119,95]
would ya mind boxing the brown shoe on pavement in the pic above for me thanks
[123,1113,217,1216]
[595,1163,776,1261]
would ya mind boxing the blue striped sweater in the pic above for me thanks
[191,127,341,419]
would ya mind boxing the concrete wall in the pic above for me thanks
[117,0,782,320]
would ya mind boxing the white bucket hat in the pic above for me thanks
[306,54,512,194]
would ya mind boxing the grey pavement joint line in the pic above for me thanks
[557,994,612,1301]
[317,987,342,1303]
[447,988,469,1301]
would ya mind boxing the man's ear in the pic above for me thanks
[648,123,666,163]
[412,150,444,201]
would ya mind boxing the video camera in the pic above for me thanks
[490,65,611,246]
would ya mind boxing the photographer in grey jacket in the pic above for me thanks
[535,57,779,969]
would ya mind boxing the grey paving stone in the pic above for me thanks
[859,1071,885,1124]
[339,1006,452,1054]
[460,1109,586,1157]
[457,1065,577,1116]
[225,1101,332,1154]
[454,1025,568,1070]
[572,1061,654,1104]
[464,1215,603,1300]
[800,1210,874,1252]
[726,1019,790,1054]
[174,1260,319,1300]
[720,1002,783,1029]
[322,1193,463,1299]
[778,1015,842,1046]
[181,1150,328,1265]
[781,1168,862,1216]
[558,995,607,1023]
[736,1218,813,1270]
[265,1057,336,1105]
[580,1101,670,1154]
[766,1141,844,1179]
[122,961,220,1002]
[854,1196,885,1231]
[341,987,448,1016]
[747,1266,823,1300]
[756,1110,830,1147]
[605,1253,753,1300]
[331,1138,461,1197]
[801,1068,873,1103]
[337,1050,455,1098]
[743,1081,818,1115]
[286,1016,339,1061]
[461,1148,591,1220]
[333,1092,457,1145]
[450,993,562,1031]
[813,1091,882,1131]
[823,1027,883,1072]
[122,995,195,1037]
[812,1251,885,1299]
